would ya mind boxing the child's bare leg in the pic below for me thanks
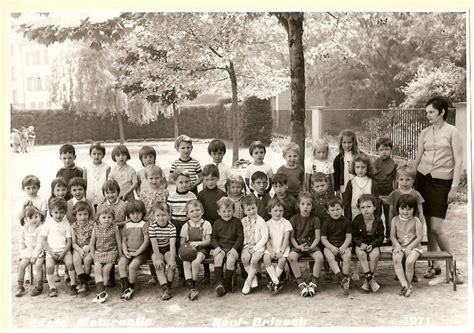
[183,261,192,280]
[17,258,30,285]
[355,247,370,273]
[94,263,103,283]
[46,256,57,289]
[73,251,85,275]
[84,253,93,275]
[191,253,206,282]
[275,258,287,279]
[288,251,302,279]
[310,251,324,278]
[54,264,60,281]
[392,251,408,287]
[241,250,251,273]
[263,254,279,284]
[164,252,176,283]
[33,258,44,285]
[341,251,352,275]
[152,253,168,285]
[102,264,113,287]
[405,251,421,285]
[323,248,340,274]
[64,252,76,287]
[245,252,263,282]
[368,248,380,273]
[118,257,129,280]
[129,255,146,286]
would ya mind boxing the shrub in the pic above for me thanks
[242,96,273,146]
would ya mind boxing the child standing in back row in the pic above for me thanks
[245,141,274,191]
[306,139,334,194]
[373,138,397,239]
[136,146,157,197]
[83,142,110,209]
[169,135,203,195]
[108,144,138,202]
[276,142,304,198]
[333,129,361,198]
[271,173,297,220]
[56,144,84,201]
[208,139,231,191]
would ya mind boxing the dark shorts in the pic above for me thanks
[290,246,321,255]
[415,172,452,219]
[158,245,170,255]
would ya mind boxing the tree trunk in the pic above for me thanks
[286,13,306,166]
[172,102,179,138]
[117,112,125,144]
[228,61,240,164]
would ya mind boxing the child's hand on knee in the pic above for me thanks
[123,250,131,259]
[331,246,339,255]
[366,244,373,253]
[155,258,164,270]
[168,259,177,270]
[228,248,238,259]
[214,247,224,256]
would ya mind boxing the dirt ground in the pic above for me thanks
[8,140,470,328]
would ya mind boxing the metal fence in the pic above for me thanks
[272,108,456,160]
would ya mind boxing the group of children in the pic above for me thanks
[15,130,427,303]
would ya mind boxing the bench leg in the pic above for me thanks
[453,260,457,292]
[445,260,449,284]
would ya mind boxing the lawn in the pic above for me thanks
[8,140,470,328]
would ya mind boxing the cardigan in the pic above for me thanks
[351,214,385,247]
[342,179,382,221]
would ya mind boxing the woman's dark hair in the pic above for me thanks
[426,96,450,121]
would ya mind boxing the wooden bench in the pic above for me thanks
[143,240,457,291]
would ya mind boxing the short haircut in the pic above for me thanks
[146,165,164,179]
[241,194,257,208]
[282,142,300,157]
[50,177,68,195]
[68,177,87,191]
[426,96,449,121]
[326,196,343,209]
[49,197,67,212]
[22,175,40,189]
[102,179,121,195]
[208,139,226,154]
[266,197,284,213]
[296,191,313,212]
[72,201,94,218]
[111,144,131,161]
[138,146,156,166]
[175,134,192,150]
[172,168,190,181]
[376,137,393,150]
[357,193,377,208]
[249,140,266,155]
[125,200,147,218]
[89,142,106,156]
[251,171,268,183]
[96,205,115,221]
[349,154,375,178]
[224,174,246,194]
[312,172,329,184]
[312,139,329,156]
[271,173,288,186]
[23,206,45,222]
[216,197,235,211]
[186,199,204,212]
[59,144,76,155]
[396,193,419,216]
[396,164,416,180]
[202,164,220,178]
[151,201,171,215]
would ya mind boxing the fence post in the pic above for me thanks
[311,106,325,142]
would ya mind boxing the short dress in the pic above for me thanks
[93,223,119,264]
[72,220,94,249]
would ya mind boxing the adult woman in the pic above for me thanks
[414,96,463,284]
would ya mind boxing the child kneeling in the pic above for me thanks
[391,194,423,297]
[288,192,324,297]
[321,197,352,296]
[212,197,244,296]
[352,194,384,293]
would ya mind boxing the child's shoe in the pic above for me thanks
[324,271,333,282]
[341,277,350,295]
[30,285,43,296]
[49,288,58,297]
[368,278,380,293]
[92,294,100,303]
[307,281,318,297]
[215,282,226,297]
[404,286,412,297]
[98,291,108,303]
[361,279,370,291]
[271,281,283,295]
[70,285,78,296]
[298,282,308,297]
[15,286,25,297]
[184,289,191,300]
[266,281,274,291]
[399,285,407,296]
[199,275,210,285]
[77,284,88,294]
[251,276,258,288]
[121,287,134,300]
[160,286,172,301]
[54,274,61,282]
[242,279,252,295]
[189,288,199,301]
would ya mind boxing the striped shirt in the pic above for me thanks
[167,191,197,223]
[170,158,202,185]
[148,221,176,248]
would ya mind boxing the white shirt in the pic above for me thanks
[40,216,71,252]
